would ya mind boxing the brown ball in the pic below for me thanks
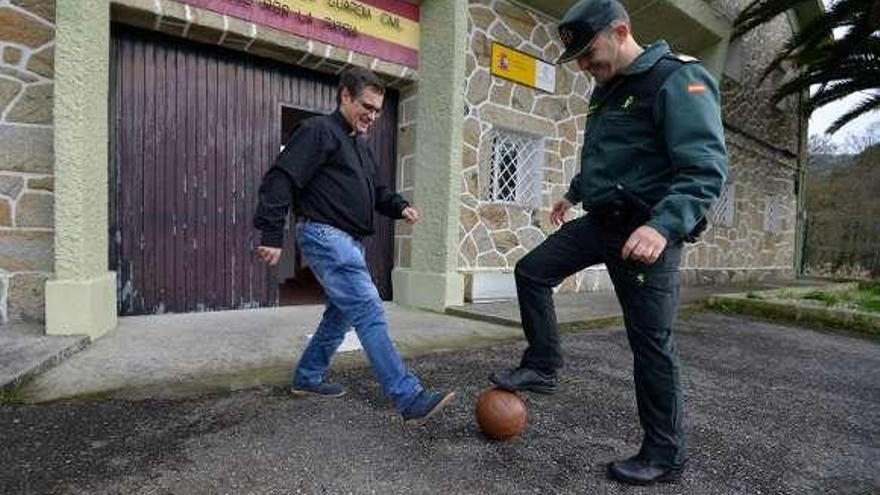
[475,387,527,440]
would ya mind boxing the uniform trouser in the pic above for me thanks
[515,215,685,467]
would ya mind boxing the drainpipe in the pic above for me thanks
[793,89,808,278]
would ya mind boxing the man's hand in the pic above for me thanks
[256,246,282,266]
[621,225,667,265]
[401,206,420,224]
[550,198,573,226]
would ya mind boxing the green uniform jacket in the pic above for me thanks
[565,40,728,241]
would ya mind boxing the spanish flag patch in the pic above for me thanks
[687,83,707,94]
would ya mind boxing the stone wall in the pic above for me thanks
[683,0,800,284]
[0,0,56,324]
[459,0,802,298]
[681,131,798,285]
[462,0,605,297]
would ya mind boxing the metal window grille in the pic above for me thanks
[763,194,783,233]
[709,182,735,227]
[486,128,543,207]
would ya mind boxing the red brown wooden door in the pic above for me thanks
[110,25,398,316]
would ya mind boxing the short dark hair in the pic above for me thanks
[337,67,385,105]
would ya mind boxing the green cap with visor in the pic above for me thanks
[556,0,628,64]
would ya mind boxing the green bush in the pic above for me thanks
[856,283,880,312]
[802,290,840,306]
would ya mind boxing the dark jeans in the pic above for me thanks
[515,215,685,467]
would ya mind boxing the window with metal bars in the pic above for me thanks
[709,181,736,228]
[764,194,784,233]
[486,128,543,207]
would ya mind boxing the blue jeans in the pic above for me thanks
[291,221,422,411]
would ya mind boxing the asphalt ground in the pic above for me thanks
[1,312,878,495]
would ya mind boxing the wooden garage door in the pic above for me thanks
[110,25,399,316]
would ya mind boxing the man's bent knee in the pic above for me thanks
[514,254,543,283]
[345,298,387,330]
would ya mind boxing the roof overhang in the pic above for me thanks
[514,0,732,55]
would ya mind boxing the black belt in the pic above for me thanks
[588,199,708,243]
[588,200,648,231]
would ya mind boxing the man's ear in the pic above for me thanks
[612,22,629,43]
[339,86,352,104]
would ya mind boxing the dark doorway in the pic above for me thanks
[276,98,401,305]
[277,107,324,305]
[109,25,399,316]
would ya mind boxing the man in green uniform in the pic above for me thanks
[490,0,728,485]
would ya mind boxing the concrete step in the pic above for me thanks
[0,329,90,394]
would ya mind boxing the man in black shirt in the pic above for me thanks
[254,67,454,425]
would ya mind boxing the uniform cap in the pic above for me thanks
[557,0,628,64]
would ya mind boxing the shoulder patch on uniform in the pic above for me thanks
[686,82,707,94]
[673,53,700,63]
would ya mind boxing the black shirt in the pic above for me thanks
[253,110,408,247]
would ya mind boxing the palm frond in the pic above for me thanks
[793,40,880,94]
[750,0,862,81]
[734,0,879,134]
[733,0,814,37]
[808,78,880,110]
[826,93,880,133]
[826,1,880,60]
[776,51,880,100]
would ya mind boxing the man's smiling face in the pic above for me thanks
[340,86,384,135]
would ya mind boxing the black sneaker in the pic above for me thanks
[489,367,557,394]
[401,390,456,425]
[607,456,685,485]
[290,382,346,398]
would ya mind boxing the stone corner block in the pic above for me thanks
[391,268,465,311]
[46,272,117,339]
[8,272,48,323]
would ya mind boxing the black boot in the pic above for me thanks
[489,367,557,394]
[607,456,684,485]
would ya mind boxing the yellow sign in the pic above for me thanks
[187,0,420,67]
[490,42,556,93]
[305,0,420,50]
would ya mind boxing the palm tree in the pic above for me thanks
[733,0,879,133]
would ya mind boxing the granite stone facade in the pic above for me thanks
[0,0,806,324]
[458,0,801,299]
[461,0,605,297]
[0,0,56,324]
[687,0,800,284]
